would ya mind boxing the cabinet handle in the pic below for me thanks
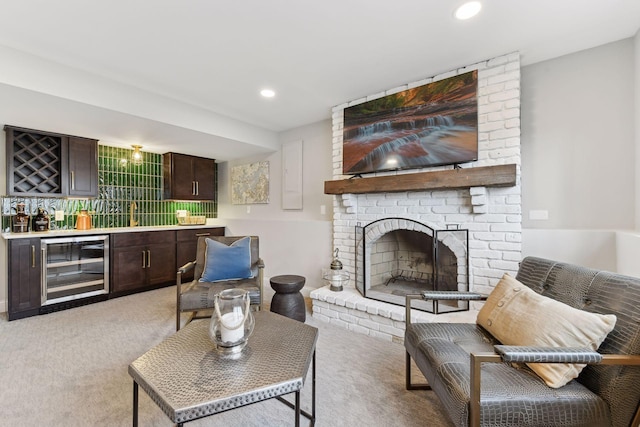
[71,170,75,191]
[192,181,196,195]
[195,233,210,237]
[147,250,151,268]
[196,181,199,196]
[142,251,146,268]
[41,248,46,300]
[31,245,36,268]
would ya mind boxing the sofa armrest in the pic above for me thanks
[468,349,640,427]
[494,345,602,364]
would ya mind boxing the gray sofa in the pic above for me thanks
[405,256,640,427]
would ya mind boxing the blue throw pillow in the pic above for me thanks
[199,237,253,282]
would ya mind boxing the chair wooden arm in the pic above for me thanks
[256,258,265,307]
[176,260,196,331]
[178,260,196,276]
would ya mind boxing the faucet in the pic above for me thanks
[130,201,138,227]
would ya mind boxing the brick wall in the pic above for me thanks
[330,52,521,297]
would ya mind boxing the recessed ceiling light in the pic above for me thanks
[260,89,276,98]
[455,1,482,20]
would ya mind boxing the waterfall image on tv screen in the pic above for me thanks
[342,70,478,175]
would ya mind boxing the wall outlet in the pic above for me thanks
[54,210,65,221]
[529,210,549,220]
[176,210,188,218]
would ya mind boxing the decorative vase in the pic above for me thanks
[32,207,50,232]
[76,209,92,230]
[209,289,254,354]
[12,203,30,233]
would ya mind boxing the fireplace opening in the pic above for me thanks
[355,218,469,313]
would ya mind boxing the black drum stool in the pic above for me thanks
[269,275,306,322]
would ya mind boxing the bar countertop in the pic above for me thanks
[1,224,222,240]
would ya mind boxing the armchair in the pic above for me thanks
[176,235,264,331]
[405,256,640,427]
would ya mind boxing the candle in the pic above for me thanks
[220,309,244,343]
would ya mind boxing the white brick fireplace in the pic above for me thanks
[311,52,522,343]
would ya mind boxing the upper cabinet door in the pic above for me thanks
[163,152,216,201]
[165,152,195,200]
[4,125,98,198]
[192,156,215,200]
[67,136,98,197]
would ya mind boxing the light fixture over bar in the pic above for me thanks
[131,144,143,165]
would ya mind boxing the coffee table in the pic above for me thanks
[129,311,318,426]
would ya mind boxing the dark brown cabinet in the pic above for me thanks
[111,231,176,294]
[176,227,224,282]
[68,136,98,197]
[4,125,98,198]
[8,238,41,320]
[163,152,216,201]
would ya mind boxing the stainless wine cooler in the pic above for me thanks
[41,235,109,306]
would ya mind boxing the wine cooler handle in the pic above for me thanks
[41,248,46,300]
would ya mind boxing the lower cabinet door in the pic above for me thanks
[8,238,41,320]
[147,242,176,286]
[111,246,147,293]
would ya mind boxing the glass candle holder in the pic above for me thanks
[209,289,254,354]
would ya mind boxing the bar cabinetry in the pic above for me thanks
[111,230,176,295]
[7,238,42,320]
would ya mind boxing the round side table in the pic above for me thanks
[269,275,306,322]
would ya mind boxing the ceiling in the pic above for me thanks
[0,0,638,160]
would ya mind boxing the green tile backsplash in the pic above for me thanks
[1,146,217,231]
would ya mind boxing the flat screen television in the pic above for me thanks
[342,70,478,175]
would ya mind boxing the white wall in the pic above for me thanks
[214,120,334,293]
[521,38,635,230]
[520,38,637,272]
[616,231,640,276]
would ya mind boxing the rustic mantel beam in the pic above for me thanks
[324,164,517,195]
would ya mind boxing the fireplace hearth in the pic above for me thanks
[355,218,468,314]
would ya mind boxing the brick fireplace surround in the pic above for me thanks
[311,52,522,343]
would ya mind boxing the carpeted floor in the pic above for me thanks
[0,286,452,426]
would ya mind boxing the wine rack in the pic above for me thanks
[6,127,64,196]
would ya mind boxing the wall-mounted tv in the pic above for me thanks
[342,70,478,175]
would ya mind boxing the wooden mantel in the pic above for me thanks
[324,164,517,195]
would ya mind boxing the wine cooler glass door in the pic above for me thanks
[41,235,109,305]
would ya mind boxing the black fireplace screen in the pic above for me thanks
[355,218,469,314]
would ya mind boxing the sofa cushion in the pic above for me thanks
[477,273,616,388]
[200,236,253,282]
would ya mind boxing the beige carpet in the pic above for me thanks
[0,286,452,426]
